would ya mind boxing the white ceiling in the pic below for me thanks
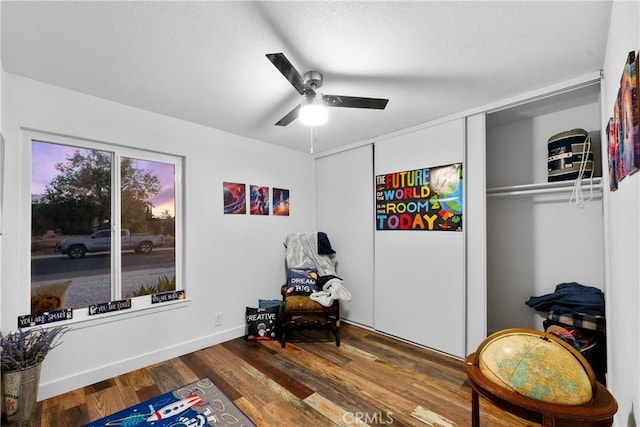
[1,1,612,154]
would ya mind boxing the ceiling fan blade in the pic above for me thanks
[323,95,389,109]
[275,104,301,126]
[266,53,314,96]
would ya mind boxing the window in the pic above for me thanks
[29,133,182,318]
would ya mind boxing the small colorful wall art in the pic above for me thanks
[619,51,640,177]
[250,185,269,215]
[273,188,290,216]
[223,182,246,214]
[609,50,640,191]
[376,163,463,231]
[607,118,619,191]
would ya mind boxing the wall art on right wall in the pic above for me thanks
[619,50,639,177]
[609,50,640,190]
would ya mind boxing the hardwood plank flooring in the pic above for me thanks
[6,323,535,426]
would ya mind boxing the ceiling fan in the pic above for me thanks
[266,52,389,126]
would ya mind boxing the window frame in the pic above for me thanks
[24,129,186,325]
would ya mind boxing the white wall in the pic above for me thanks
[601,1,640,425]
[0,73,316,399]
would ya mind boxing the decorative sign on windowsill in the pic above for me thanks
[151,290,185,304]
[88,299,132,316]
[18,308,73,328]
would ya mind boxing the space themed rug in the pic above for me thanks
[84,377,256,427]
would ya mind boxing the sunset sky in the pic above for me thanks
[31,140,175,217]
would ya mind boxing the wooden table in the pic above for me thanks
[464,353,617,427]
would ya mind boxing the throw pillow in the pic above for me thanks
[245,306,279,340]
[286,268,318,295]
[259,299,282,309]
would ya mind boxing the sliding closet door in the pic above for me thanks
[316,145,374,327]
[374,119,465,357]
[465,113,487,353]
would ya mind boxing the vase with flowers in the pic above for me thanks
[0,326,68,422]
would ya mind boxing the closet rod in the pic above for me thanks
[487,188,603,198]
[487,184,602,198]
[487,178,601,193]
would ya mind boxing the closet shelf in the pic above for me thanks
[487,177,602,198]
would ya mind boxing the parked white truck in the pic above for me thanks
[55,229,164,259]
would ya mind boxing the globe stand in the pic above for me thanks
[464,352,617,427]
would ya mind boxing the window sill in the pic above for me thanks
[38,297,191,331]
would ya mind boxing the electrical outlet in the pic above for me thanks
[214,312,223,326]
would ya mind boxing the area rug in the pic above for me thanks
[84,377,256,427]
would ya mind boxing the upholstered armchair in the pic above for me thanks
[280,232,349,348]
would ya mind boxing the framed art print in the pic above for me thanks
[223,182,246,214]
[273,188,290,216]
[250,185,269,215]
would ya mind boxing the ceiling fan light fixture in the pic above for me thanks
[299,94,328,126]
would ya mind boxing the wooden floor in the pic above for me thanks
[11,323,534,426]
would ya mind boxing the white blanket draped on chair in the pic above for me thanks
[284,232,352,307]
[284,232,336,275]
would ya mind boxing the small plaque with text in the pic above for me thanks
[88,299,132,316]
[151,290,185,304]
[18,308,73,328]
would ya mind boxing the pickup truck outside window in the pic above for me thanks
[55,229,165,259]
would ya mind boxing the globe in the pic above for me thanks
[478,328,595,405]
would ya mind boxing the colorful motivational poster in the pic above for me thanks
[375,163,463,231]
[223,182,246,214]
[250,185,269,215]
[273,188,290,216]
